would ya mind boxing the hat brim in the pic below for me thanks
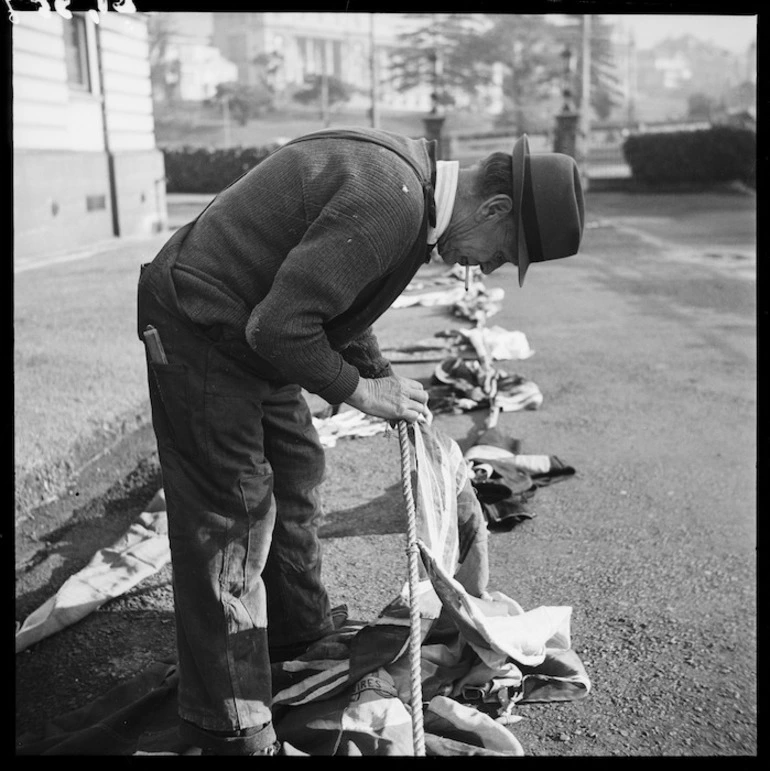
[511,134,531,287]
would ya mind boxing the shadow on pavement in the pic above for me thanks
[15,462,163,621]
[319,481,404,539]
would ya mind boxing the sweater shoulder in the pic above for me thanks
[284,136,427,234]
[281,130,432,197]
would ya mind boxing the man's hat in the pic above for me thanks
[511,134,585,287]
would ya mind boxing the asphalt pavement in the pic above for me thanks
[14,186,757,756]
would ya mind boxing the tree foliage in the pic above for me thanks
[551,14,625,120]
[147,13,179,104]
[386,13,625,130]
[460,14,563,131]
[253,51,284,95]
[208,81,273,126]
[291,74,356,109]
[387,13,491,110]
[687,92,718,120]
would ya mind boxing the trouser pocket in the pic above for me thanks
[150,361,198,456]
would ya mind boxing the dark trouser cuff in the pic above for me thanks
[179,718,277,755]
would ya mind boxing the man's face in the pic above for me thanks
[437,195,517,276]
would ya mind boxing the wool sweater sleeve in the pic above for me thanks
[245,174,423,404]
[339,327,394,380]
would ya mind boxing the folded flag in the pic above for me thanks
[430,357,542,415]
[464,427,576,529]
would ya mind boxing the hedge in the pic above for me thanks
[162,144,280,194]
[622,126,755,188]
[164,127,756,193]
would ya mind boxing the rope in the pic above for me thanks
[397,420,426,757]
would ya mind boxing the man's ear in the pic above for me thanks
[479,194,513,221]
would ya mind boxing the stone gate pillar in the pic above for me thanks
[423,114,447,160]
[554,111,579,158]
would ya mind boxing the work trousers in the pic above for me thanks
[137,276,334,754]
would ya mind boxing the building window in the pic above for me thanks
[86,194,106,212]
[63,14,91,91]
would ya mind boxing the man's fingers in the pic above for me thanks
[390,403,433,425]
[351,375,431,423]
[400,377,428,405]
[403,399,432,424]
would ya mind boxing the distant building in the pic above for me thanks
[148,12,238,102]
[637,35,746,101]
[146,12,505,118]
[745,40,757,84]
[652,51,693,91]
[177,45,239,102]
[608,20,755,124]
[208,11,436,112]
[13,10,167,261]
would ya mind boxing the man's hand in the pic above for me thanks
[345,374,432,424]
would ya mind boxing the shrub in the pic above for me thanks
[623,126,755,188]
[162,145,279,194]
[207,81,275,126]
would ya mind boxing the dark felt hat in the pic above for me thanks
[512,135,585,287]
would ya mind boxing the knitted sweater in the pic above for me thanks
[170,127,435,405]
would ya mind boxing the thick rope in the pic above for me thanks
[397,420,426,757]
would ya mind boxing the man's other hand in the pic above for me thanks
[345,375,432,424]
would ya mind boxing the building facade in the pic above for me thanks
[150,12,504,117]
[210,12,436,112]
[13,9,167,261]
[150,12,238,102]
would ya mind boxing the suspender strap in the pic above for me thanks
[276,129,438,347]
[282,128,437,228]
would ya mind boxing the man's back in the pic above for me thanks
[172,128,432,331]
[160,127,435,397]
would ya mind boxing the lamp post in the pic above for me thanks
[369,13,380,128]
[561,44,574,112]
[579,14,592,189]
[222,93,231,149]
[422,47,447,159]
[553,44,579,158]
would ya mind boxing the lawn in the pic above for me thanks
[154,103,499,150]
[14,233,171,517]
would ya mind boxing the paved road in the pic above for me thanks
[587,188,756,263]
[15,189,756,755]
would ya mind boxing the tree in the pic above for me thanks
[147,13,180,105]
[687,91,716,120]
[592,87,615,121]
[386,14,491,112]
[551,14,625,122]
[727,80,756,115]
[208,81,273,126]
[291,74,356,115]
[253,51,284,99]
[459,14,564,131]
[388,14,569,131]
[385,14,624,131]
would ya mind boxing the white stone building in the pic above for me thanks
[13,8,167,260]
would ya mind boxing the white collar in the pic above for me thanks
[427,160,459,254]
